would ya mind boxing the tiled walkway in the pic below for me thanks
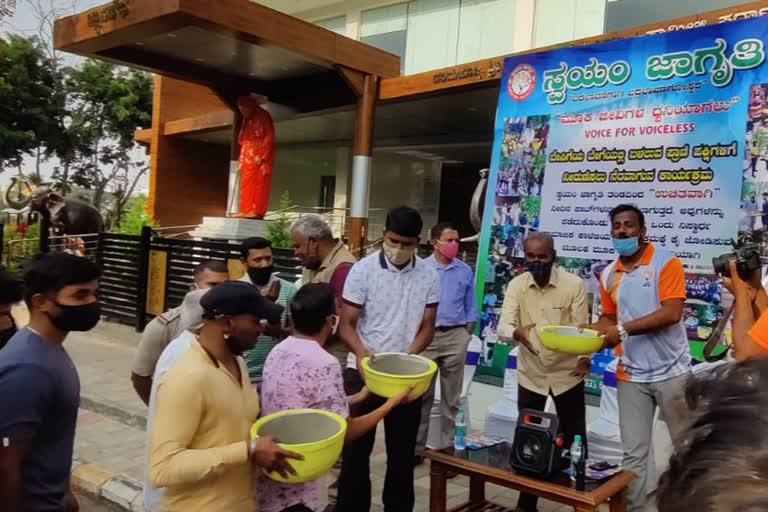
[63,319,643,511]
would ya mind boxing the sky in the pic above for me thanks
[1,0,150,193]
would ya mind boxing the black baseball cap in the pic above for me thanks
[200,281,283,325]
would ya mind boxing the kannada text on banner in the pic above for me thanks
[475,19,768,384]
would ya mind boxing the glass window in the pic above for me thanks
[534,0,605,47]
[456,0,517,64]
[315,15,347,36]
[361,3,409,72]
[404,0,460,75]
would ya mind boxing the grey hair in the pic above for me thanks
[523,231,555,253]
[291,214,334,240]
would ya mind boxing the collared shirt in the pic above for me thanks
[425,255,478,327]
[600,243,690,383]
[132,305,183,377]
[259,337,349,512]
[343,250,440,365]
[498,267,589,396]
[301,240,357,288]
[149,340,260,512]
[299,241,357,368]
[143,330,196,512]
[238,272,297,382]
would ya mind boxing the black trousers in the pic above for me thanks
[337,368,422,512]
[517,381,587,512]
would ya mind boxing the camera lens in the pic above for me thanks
[712,255,731,277]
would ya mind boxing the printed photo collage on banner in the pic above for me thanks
[474,18,768,393]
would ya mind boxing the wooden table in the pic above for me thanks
[426,444,635,512]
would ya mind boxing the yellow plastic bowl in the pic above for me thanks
[539,325,604,355]
[250,409,347,483]
[361,352,437,398]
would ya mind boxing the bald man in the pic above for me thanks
[497,232,589,512]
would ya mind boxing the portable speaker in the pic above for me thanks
[510,409,566,477]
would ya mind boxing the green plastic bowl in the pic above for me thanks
[539,325,604,355]
[250,409,346,483]
[362,353,437,398]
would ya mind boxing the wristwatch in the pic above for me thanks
[617,323,629,342]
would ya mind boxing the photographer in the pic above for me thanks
[722,259,768,360]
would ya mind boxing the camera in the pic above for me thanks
[712,241,763,280]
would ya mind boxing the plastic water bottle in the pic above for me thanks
[454,407,467,450]
[570,434,585,490]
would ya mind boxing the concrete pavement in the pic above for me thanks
[64,319,616,512]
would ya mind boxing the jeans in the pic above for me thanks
[618,373,690,512]
[516,381,587,512]
[337,369,422,512]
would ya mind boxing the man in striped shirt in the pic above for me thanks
[238,236,297,387]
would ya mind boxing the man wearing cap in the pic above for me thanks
[148,281,301,512]
[131,260,229,405]
[338,206,440,512]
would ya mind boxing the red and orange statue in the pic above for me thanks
[232,96,275,219]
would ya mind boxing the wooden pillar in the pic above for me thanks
[227,110,243,216]
[349,74,378,256]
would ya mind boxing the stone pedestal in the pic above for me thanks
[190,217,267,242]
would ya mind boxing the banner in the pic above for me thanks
[476,18,761,383]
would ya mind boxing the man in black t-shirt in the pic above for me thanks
[0,253,100,511]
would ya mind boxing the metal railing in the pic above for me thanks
[4,233,100,269]
[146,206,388,245]
[264,206,387,241]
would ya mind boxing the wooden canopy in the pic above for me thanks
[53,0,401,112]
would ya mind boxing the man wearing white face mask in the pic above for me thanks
[415,222,477,459]
[339,206,440,512]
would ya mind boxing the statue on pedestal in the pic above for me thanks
[231,96,275,219]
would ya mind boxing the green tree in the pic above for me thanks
[115,193,156,235]
[0,35,60,174]
[267,191,294,248]
[62,59,152,210]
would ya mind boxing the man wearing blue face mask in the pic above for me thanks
[498,232,589,512]
[590,204,690,512]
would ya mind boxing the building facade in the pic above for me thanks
[125,0,763,239]
[249,0,611,237]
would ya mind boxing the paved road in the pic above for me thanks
[75,491,124,512]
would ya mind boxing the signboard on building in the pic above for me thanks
[476,17,764,384]
[605,0,760,33]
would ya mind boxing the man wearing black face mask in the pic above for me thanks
[238,236,297,387]
[497,232,589,512]
[0,253,101,512]
[0,265,23,350]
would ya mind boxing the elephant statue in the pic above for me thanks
[461,168,488,243]
[4,179,104,236]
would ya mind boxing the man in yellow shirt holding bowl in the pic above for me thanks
[497,231,590,512]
